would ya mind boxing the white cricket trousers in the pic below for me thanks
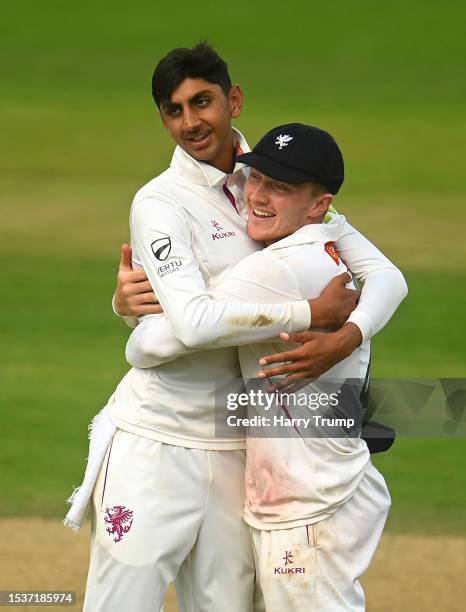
[250,463,391,611]
[84,429,255,611]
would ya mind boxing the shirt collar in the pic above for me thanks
[265,214,347,251]
[169,128,250,187]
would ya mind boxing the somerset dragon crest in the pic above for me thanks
[104,505,134,543]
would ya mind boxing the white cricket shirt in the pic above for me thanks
[199,216,372,530]
[109,129,311,450]
[127,214,407,528]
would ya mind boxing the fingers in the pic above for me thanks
[131,291,158,305]
[120,271,150,286]
[257,362,298,378]
[267,375,313,394]
[258,342,308,367]
[259,351,297,367]
[280,331,317,344]
[135,281,154,293]
[335,271,352,285]
[119,244,133,271]
[258,361,321,380]
[130,304,164,316]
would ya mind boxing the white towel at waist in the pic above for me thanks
[64,402,116,531]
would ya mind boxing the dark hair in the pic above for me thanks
[152,42,232,108]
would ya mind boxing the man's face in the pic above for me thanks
[246,169,321,245]
[159,78,243,173]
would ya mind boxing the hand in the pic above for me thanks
[114,244,163,316]
[309,273,360,330]
[256,323,363,387]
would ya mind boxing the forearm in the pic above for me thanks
[335,220,408,340]
[132,199,311,350]
[166,295,310,348]
[331,322,363,357]
[125,315,196,368]
[126,302,309,370]
[347,268,408,341]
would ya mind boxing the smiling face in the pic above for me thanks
[159,78,243,174]
[246,168,333,245]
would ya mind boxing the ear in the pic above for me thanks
[310,193,334,219]
[228,84,244,119]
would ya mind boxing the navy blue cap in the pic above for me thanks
[236,123,344,194]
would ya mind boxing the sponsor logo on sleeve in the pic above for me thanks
[157,260,183,277]
[151,237,172,261]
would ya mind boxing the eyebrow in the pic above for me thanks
[188,90,213,103]
[162,90,213,111]
[257,173,291,190]
[271,179,291,189]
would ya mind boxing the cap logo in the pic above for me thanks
[275,134,293,150]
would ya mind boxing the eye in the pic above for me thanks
[248,172,260,183]
[272,183,289,193]
[196,98,210,107]
[165,107,180,117]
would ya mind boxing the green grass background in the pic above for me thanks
[1,0,465,533]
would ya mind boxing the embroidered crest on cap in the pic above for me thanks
[275,134,293,150]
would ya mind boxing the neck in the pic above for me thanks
[264,220,318,247]
[208,132,236,174]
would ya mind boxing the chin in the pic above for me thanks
[247,227,270,243]
[187,148,212,162]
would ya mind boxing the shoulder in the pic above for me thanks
[130,171,189,226]
[218,249,302,299]
[132,168,180,208]
[274,242,349,293]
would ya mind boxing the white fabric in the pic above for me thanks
[215,219,372,529]
[250,463,391,611]
[125,215,407,371]
[129,137,311,347]
[64,404,116,531]
[109,128,311,450]
[83,429,255,612]
[125,217,391,530]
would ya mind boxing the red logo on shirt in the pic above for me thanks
[324,241,340,265]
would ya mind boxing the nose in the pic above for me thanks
[182,107,202,131]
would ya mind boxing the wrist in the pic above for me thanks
[309,297,325,329]
[333,323,363,358]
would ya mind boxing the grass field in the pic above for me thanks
[1,0,465,547]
